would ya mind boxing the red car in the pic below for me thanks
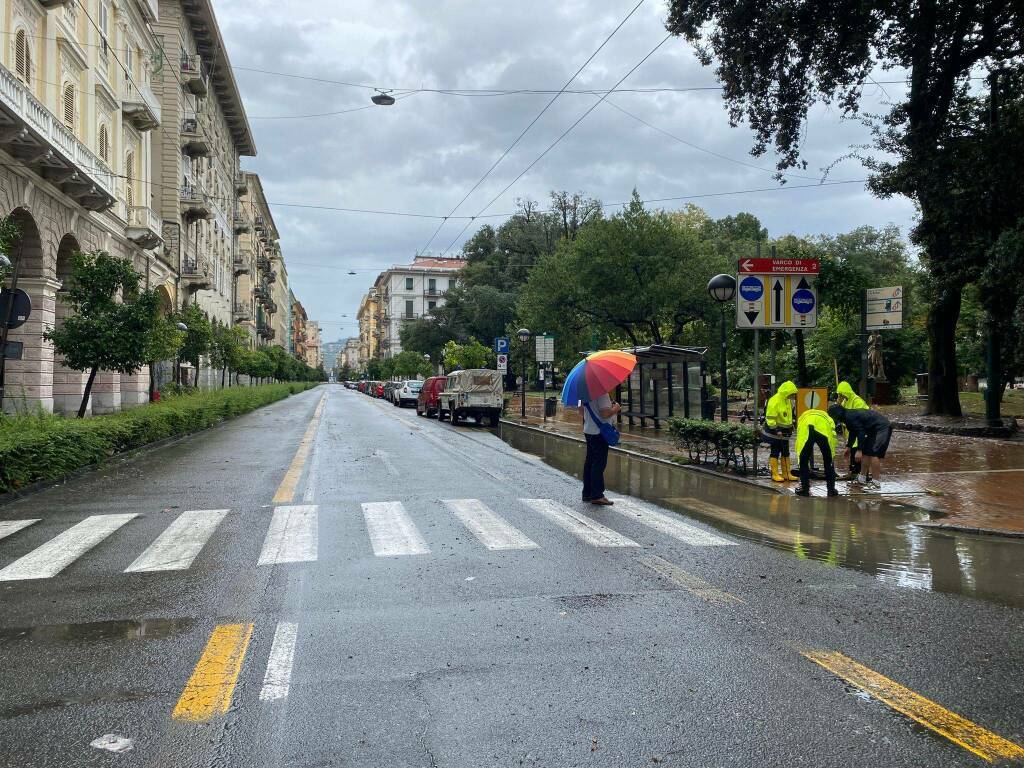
[375,382,385,398]
[416,376,447,417]
[357,381,367,393]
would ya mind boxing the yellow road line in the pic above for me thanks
[273,394,326,504]
[638,555,744,605]
[803,650,1024,763]
[172,623,254,722]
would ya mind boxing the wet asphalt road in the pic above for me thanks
[1,384,1022,767]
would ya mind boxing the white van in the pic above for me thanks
[438,369,504,426]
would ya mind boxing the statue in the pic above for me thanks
[868,331,886,382]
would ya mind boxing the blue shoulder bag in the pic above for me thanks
[584,401,620,447]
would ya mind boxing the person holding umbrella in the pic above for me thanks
[561,350,636,506]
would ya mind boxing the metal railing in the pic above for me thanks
[127,205,160,231]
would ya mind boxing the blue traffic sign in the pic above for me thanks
[739,276,764,302]
[791,288,816,314]
[494,337,510,354]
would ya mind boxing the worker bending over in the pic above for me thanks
[765,380,799,482]
[794,408,839,497]
[836,381,870,479]
[828,404,893,490]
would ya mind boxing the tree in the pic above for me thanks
[390,350,432,379]
[173,303,212,387]
[44,251,176,418]
[665,0,1023,415]
[442,338,491,371]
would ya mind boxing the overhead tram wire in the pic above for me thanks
[415,0,647,256]
[441,32,674,254]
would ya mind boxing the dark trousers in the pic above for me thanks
[799,428,836,493]
[767,428,790,458]
[582,433,609,501]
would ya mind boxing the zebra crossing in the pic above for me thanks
[0,497,736,582]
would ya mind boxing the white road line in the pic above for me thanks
[124,510,229,573]
[443,499,539,551]
[608,496,736,547]
[0,514,137,581]
[362,502,430,557]
[520,499,639,548]
[0,519,39,542]
[258,506,319,565]
[373,450,398,476]
[260,621,299,701]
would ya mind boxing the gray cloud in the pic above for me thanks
[215,0,916,342]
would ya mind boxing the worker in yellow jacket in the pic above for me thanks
[794,408,839,497]
[765,380,798,482]
[836,381,870,479]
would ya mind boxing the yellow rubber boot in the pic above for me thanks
[782,457,798,481]
[770,458,784,482]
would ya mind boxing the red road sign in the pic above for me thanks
[738,258,820,274]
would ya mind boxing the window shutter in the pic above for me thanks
[99,125,109,162]
[125,152,136,208]
[63,84,75,129]
[15,31,28,81]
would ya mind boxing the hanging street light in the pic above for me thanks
[707,274,736,423]
[371,90,396,106]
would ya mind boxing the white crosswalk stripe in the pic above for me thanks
[607,496,736,547]
[125,509,229,573]
[362,501,430,557]
[258,505,318,565]
[0,514,137,581]
[260,621,299,701]
[0,519,39,543]
[443,499,538,551]
[520,499,639,548]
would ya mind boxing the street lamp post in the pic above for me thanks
[176,322,188,387]
[423,353,431,377]
[707,274,736,423]
[517,327,531,419]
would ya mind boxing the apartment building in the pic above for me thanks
[340,337,359,372]
[304,319,320,369]
[233,171,278,346]
[0,0,174,414]
[371,256,463,358]
[356,288,378,369]
[290,296,306,360]
[269,243,289,348]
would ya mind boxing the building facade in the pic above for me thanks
[304,319,320,369]
[233,172,278,347]
[290,297,307,361]
[371,256,462,359]
[356,288,378,369]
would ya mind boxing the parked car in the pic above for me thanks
[395,380,423,407]
[383,381,399,403]
[357,381,368,393]
[416,376,447,417]
[437,369,504,426]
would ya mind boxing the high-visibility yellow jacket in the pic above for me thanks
[836,381,869,446]
[765,380,798,429]
[796,408,837,456]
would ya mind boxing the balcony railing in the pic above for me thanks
[181,252,212,291]
[232,254,250,274]
[266,270,277,284]
[180,118,210,157]
[121,79,161,131]
[233,303,252,322]
[0,64,115,211]
[180,54,207,97]
[126,206,162,250]
[235,171,247,195]
[180,182,212,221]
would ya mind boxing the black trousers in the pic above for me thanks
[767,428,790,458]
[799,428,836,493]
[582,433,609,501]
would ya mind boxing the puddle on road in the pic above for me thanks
[500,424,1024,609]
[0,617,195,645]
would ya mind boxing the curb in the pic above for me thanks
[913,521,1024,539]
[892,418,1019,439]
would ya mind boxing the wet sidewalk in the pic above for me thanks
[504,396,1024,537]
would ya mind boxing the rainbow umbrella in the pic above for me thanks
[560,350,637,405]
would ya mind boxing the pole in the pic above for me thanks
[752,329,760,476]
[985,70,1002,426]
[541,362,547,422]
[859,289,869,398]
[520,341,527,419]
[0,240,25,412]
[720,305,728,422]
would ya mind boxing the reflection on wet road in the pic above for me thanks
[500,423,1024,608]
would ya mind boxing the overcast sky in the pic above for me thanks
[216,0,916,343]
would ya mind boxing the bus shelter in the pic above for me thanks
[614,345,708,429]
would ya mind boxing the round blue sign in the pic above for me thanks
[739,276,763,302]
[792,288,816,314]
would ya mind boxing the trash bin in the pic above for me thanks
[544,397,557,418]
[701,399,718,420]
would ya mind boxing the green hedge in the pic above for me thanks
[0,382,320,493]
[667,417,759,472]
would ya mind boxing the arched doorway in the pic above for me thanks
[1,208,50,413]
[51,234,89,415]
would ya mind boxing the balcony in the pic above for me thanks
[232,254,250,275]
[126,206,162,250]
[180,182,212,221]
[181,251,212,291]
[180,118,210,158]
[235,171,247,195]
[266,270,277,284]
[0,65,115,211]
[121,80,161,131]
[233,215,250,234]
[258,323,276,341]
[257,256,272,273]
[180,54,207,97]
[38,0,75,7]
[254,283,269,301]
[233,303,252,322]
[423,288,445,297]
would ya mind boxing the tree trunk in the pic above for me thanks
[925,286,963,416]
[221,366,227,388]
[78,366,98,418]
[795,330,808,387]
[148,362,156,401]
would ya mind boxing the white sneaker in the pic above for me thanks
[863,480,882,491]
